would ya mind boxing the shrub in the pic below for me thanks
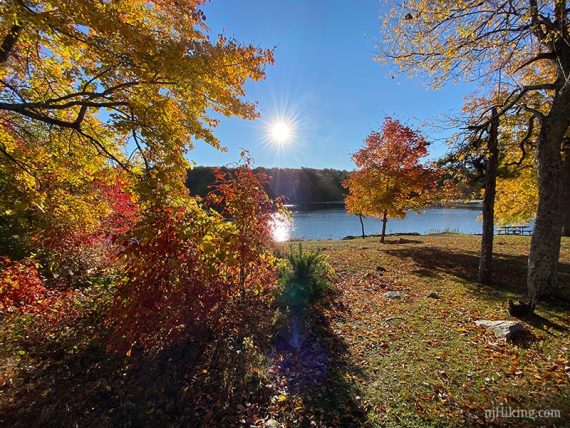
[277,245,333,311]
[0,258,47,314]
[108,205,226,353]
[207,155,283,298]
[3,286,113,358]
[108,157,282,353]
[37,232,113,289]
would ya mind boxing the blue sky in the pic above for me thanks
[191,0,474,170]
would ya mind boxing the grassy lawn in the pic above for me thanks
[277,234,570,427]
[1,234,569,427]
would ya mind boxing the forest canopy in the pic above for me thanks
[186,166,349,204]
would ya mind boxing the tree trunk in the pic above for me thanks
[478,108,499,284]
[359,214,365,238]
[562,140,570,237]
[527,87,570,305]
[380,210,388,243]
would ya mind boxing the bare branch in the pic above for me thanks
[468,83,556,130]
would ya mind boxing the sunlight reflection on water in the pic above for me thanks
[271,212,293,242]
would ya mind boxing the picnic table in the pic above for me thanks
[498,225,532,235]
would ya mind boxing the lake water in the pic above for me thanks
[272,203,485,241]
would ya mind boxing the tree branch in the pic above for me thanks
[73,128,135,175]
[512,51,556,73]
[468,83,556,130]
[505,115,536,167]
[0,78,175,129]
[0,24,22,64]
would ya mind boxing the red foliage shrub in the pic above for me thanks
[4,285,112,358]
[207,156,284,298]
[39,178,138,289]
[109,157,282,353]
[0,258,47,313]
[109,205,230,353]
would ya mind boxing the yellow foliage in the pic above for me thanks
[495,167,538,226]
[0,0,273,203]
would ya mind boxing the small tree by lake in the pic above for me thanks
[344,117,441,243]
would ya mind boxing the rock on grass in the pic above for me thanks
[382,291,402,299]
[475,320,528,340]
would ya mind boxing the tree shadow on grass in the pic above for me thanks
[0,286,368,428]
[0,317,279,427]
[383,246,570,310]
[517,311,569,334]
[267,288,367,427]
[509,329,540,349]
[382,237,423,245]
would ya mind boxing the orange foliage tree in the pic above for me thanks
[344,118,441,243]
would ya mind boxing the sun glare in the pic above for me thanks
[270,121,292,143]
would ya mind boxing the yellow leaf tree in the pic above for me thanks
[0,0,273,201]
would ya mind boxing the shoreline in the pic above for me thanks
[279,231,541,243]
[284,200,483,209]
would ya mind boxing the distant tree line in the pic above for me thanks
[186,166,349,204]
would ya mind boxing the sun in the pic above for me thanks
[270,121,292,143]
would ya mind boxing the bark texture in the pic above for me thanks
[562,140,570,237]
[359,214,365,238]
[478,109,499,284]
[527,86,570,304]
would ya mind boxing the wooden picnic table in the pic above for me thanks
[498,225,532,235]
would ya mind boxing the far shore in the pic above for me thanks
[284,200,483,209]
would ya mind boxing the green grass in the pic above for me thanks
[281,235,570,427]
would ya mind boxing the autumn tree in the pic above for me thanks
[344,118,440,243]
[380,1,570,304]
[0,0,273,200]
[494,113,541,228]
[459,89,548,226]
[458,90,543,283]
[111,159,280,352]
[0,1,277,342]
[0,0,274,294]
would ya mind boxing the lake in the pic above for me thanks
[272,203,486,241]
